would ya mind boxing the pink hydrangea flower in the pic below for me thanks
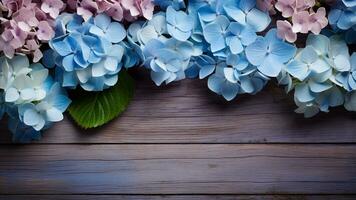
[0,0,57,61]
[274,0,329,43]
[23,39,42,62]
[105,4,124,21]
[76,0,98,21]
[257,0,277,14]
[309,7,328,34]
[41,0,64,18]
[292,11,310,33]
[74,0,154,22]
[277,20,297,43]
[296,0,315,11]
[37,21,54,41]
[275,0,295,17]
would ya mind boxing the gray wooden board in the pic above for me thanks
[1,195,356,200]
[0,144,355,194]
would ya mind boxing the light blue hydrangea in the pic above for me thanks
[44,13,131,91]
[0,55,71,142]
[344,90,356,111]
[207,55,269,101]
[246,29,297,77]
[166,6,194,41]
[18,80,71,131]
[143,38,197,85]
[128,11,200,86]
[336,53,356,91]
[281,34,353,117]
[203,16,257,55]
[197,0,271,32]
[131,0,272,100]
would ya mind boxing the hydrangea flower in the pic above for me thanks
[44,13,132,91]
[0,0,59,61]
[166,6,194,41]
[274,0,328,43]
[203,16,257,55]
[128,10,199,86]
[142,38,194,85]
[207,55,269,101]
[336,53,356,91]
[18,81,71,131]
[0,55,71,142]
[67,0,155,22]
[245,29,297,77]
[344,91,356,111]
[281,33,353,117]
[328,0,356,31]
[155,0,186,10]
[197,0,271,32]
[0,56,47,104]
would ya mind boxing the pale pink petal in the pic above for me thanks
[292,11,310,33]
[37,21,54,41]
[106,5,124,21]
[140,0,154,20]
[275,0,296,17]
[277,20,297,43]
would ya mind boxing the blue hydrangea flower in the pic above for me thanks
[185,54,217,79]
[142,38,195,85]
[342,0,356,8]
[166,6,194,41]
[18,80,71,131]
[246,29,297,77]
[129,0,270,100]
[328,1,356,31]
[336,53,356,91]
[203,16,257,55]
[197,0,271,32]
[281,33,353,117]
[44,13,130,91]
[0,56,48,104]
[344,91,356,111]
[8,117,42,143]
[207,57,268,101]
[223,0,271,32]
[154,0,186,10]
[345,26,356,44]
[136,13,167,45]
[294,86,344,118]
[0,55,71,142]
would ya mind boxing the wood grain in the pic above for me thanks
[1,77,355,144]
[0,144,356,194]
[1,195,356,200]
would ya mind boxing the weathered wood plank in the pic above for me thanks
[1,195,356,200]
[0,144,355,194]
[1,78,355,144]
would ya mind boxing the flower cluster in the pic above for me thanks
[66,0,155,22]
[328,0,356,44]
[132,0,274,100]
[274,0,328,43]
[44,13,134,91]
[278,34,354,117]
[0,55,70,142]
[0,0,62,62]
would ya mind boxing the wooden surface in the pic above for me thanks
[0,72,356,199]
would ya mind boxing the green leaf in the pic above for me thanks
[68,71,135,129]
